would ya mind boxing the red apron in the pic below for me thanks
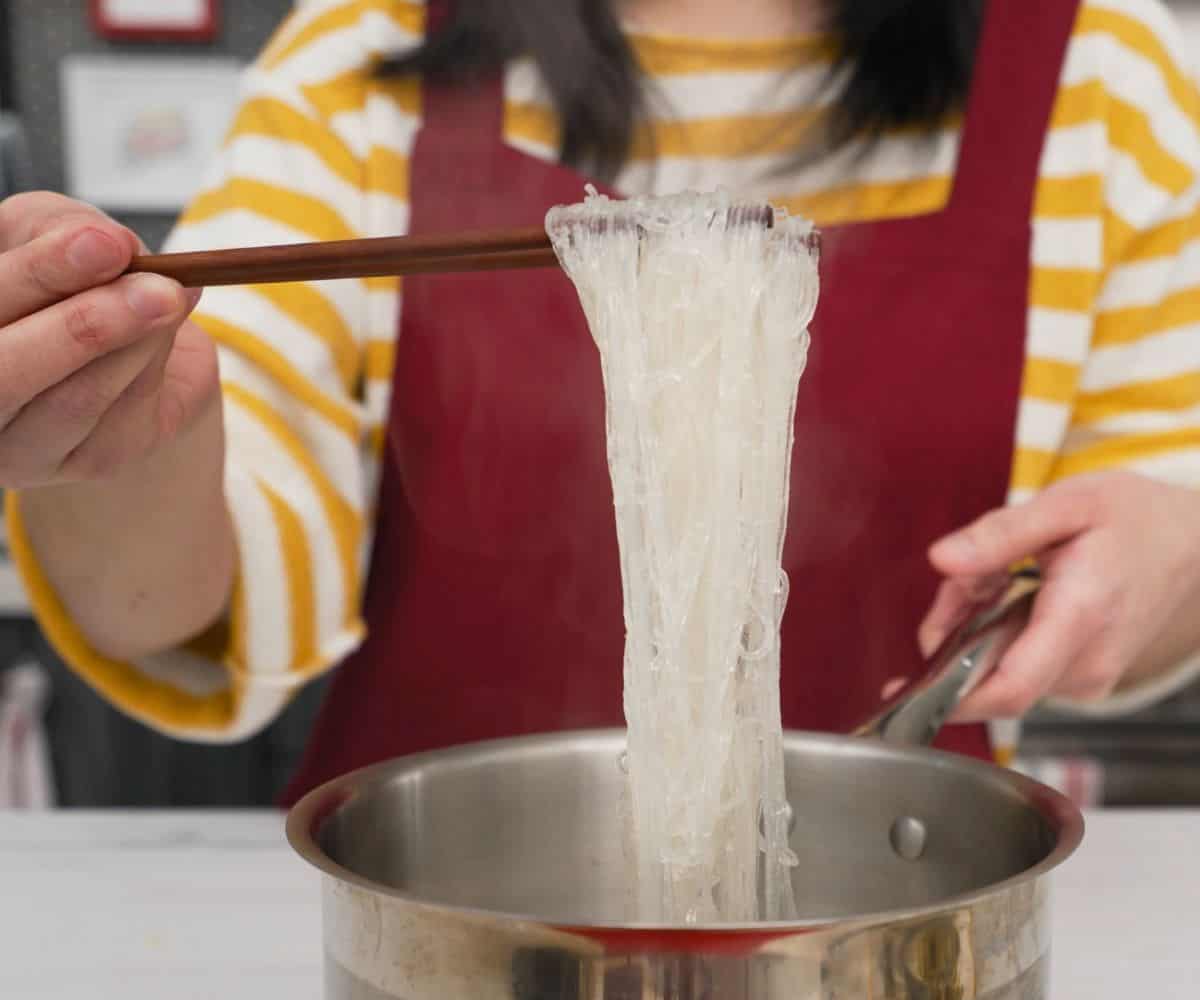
[282,0,1080,805]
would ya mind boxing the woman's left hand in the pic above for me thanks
[920,470,1200,721]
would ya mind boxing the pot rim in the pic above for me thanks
[285,728,1084,935]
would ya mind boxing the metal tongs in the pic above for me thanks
[856,569,1042,746]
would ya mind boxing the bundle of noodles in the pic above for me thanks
[547,188,820,924]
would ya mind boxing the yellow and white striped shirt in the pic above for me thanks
[10,0,1200,738]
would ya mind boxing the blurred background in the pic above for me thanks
[2,0,1200,809]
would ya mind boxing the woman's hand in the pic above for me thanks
[2,192,233,662]
[0,191,215,488]
[921,470,1200,721]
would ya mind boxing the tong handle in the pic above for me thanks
[855,570,1041,747]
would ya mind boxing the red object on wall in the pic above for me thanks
[89,0,219,42]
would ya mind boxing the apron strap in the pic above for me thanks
[421,0,505,145]
[950,0,1082,220]
[419,74,505,150]
[425,0,451,34]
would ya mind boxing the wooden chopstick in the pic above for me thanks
[127,226,558,288]
[128,206,782,289]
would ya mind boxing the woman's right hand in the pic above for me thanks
[0,192,216,489]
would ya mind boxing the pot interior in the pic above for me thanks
[305,731,1076,926]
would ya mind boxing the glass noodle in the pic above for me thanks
[547,189,820,923]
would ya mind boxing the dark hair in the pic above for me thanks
[381,0,987,180]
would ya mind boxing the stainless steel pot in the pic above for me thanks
[288,574,1083,999]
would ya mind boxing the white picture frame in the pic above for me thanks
[91,0,219,41]
[60,56,242,213]
[95,0,214,31]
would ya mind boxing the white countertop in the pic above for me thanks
[1,809,1196,998]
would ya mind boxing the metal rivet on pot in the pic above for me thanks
[890,816,927,861]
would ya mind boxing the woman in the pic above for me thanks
[2,0,1200,801]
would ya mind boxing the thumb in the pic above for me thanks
[929,485,1095,577]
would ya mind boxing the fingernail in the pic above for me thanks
[125,273,180,322]
[932,533,976,563]
[917,625,942,657]
[67,228,123,275]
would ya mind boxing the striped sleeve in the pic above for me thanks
[169,0,421,737]
[1037,0,1200,714]
[1013,0,1200,500]
[1058,0,1200,489]
[9,0,421,741]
